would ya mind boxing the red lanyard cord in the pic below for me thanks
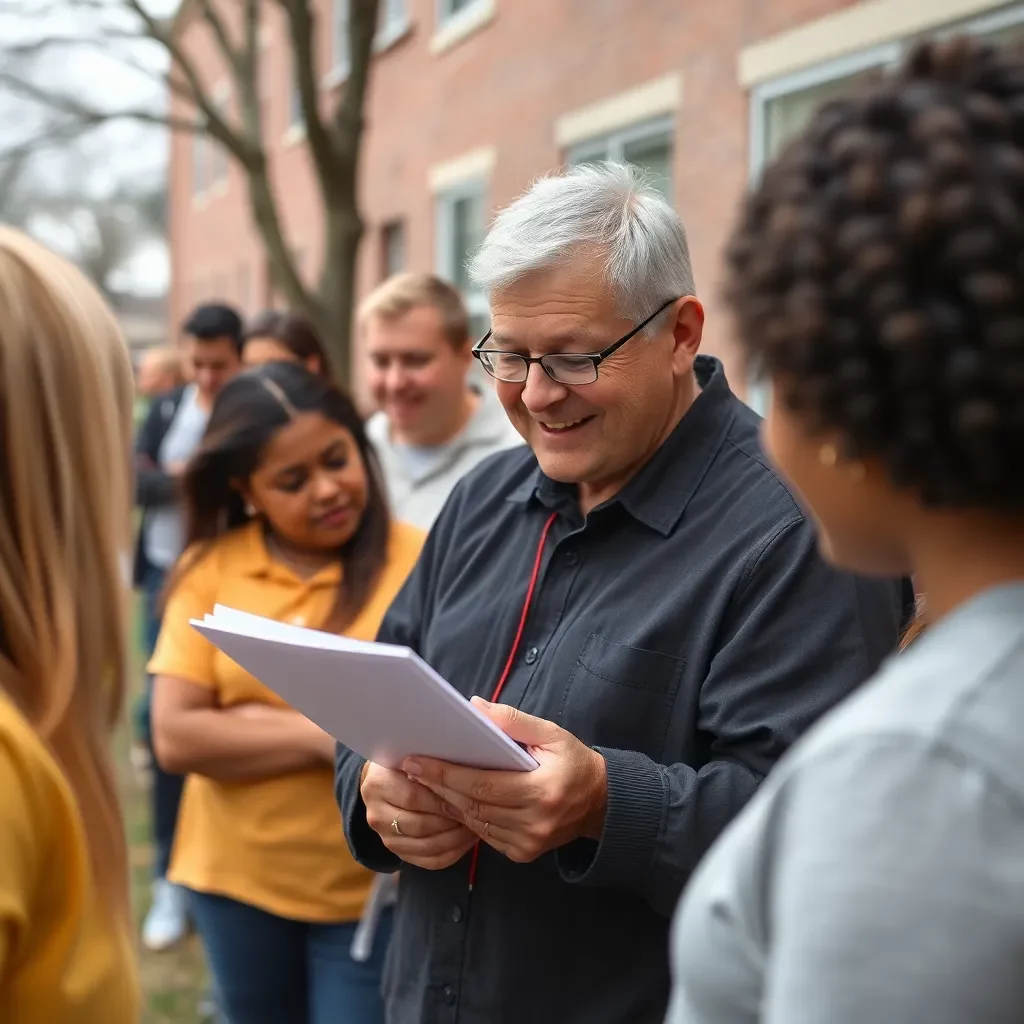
[467,510,558,891]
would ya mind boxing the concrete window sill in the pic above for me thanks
[430,0,495,56]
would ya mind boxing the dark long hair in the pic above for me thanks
[243,310,330,377]
[171,362,389,633]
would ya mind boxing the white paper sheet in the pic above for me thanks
[191,605,537,772]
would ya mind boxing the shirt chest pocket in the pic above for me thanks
[556,634,684,757]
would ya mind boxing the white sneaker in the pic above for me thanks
[141,879,191,952]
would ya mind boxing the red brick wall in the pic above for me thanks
[168,0,861,404]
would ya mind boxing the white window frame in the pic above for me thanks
[431,0,494,55]
[567,114,675,201]
[327,0,411,84]
[742,2,1024,413]
[435,178,489,329]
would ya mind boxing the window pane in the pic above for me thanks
[764,70,877,161]
[192,137,205,195]
[382,221,405,279]
[451,193,483,293]
[622,133,672,202]
[334,0,350,69]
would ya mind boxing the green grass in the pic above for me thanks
[120,601,210,1023]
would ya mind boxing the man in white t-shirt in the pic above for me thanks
[133,303,243,953]
[360,273,522,531]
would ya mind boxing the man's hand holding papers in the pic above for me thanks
[360,760,478,870]
[400,699,609,865]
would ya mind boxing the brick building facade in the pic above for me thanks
[168,0,1024,406]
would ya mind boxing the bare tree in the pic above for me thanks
[0,0,382,383]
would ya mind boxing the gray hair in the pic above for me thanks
[469,162,696,335]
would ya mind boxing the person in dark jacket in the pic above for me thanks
[134,302,242,952]
[334,163,909,1024]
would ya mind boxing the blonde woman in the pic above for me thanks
[0,227,139,1021]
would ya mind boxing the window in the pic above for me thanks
[209,88,231,190]
[332,0,408,78]
[434,0,494,50]
[568,117,674,202]
[436,181,488,334]
[440,0,480,19]
[332,0,350,76]
[743,1,1024,414]
[289,75,305,131]
[379,0,408,43]
[381,220,406,280]
[192,135,207,197]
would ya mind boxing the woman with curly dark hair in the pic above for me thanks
[667,38,1024,1024]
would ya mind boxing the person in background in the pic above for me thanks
[137,345,184,399]
[667,38,1024,1024]
[243,309,330,377]
[0,226,138,1020]
[150,363,424,1024]
[359,272,522,530]
[335,163,906,1024]
[133,301,243,952]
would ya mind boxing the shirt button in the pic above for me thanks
[450,904,463,923]
[565,549,579,565]
[524,646,539,665]
[443,985,457,1005]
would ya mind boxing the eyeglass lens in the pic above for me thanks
[478,351,598,385]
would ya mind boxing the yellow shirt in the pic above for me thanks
[0,693,138,1024]
[148,519,424,923]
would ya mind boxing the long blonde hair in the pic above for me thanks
[0,227,134,918]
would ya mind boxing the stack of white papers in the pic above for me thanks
[191,606,537,772]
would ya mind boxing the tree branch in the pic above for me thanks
[0,71,204,134]
[117,0,256,165]
[236,0,263,145]
[191,0,243,77]
[282,0,337,176]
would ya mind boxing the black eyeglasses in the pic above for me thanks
[472,296,681,385]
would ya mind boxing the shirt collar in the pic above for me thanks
[239,520,343,586]
[506,356,737,536]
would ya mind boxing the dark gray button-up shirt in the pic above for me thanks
[336,357,906,1024]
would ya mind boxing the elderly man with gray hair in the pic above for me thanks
[335,163,906,1023]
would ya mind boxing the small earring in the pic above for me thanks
[819,442,866,482]
[245,501,257,517]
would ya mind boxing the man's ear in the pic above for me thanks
[670,297,705,368]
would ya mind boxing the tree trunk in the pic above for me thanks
[316,188,364,387]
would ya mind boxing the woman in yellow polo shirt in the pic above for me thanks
[150,362,424,1024]
[0,227,139,1021]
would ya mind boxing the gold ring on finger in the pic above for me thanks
[483,821,490,838]
[391,816,403,836]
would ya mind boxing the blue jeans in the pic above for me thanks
[139,564,185,880]
[188,890,391,1024]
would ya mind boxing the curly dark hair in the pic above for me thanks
[726,37,1024,511]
